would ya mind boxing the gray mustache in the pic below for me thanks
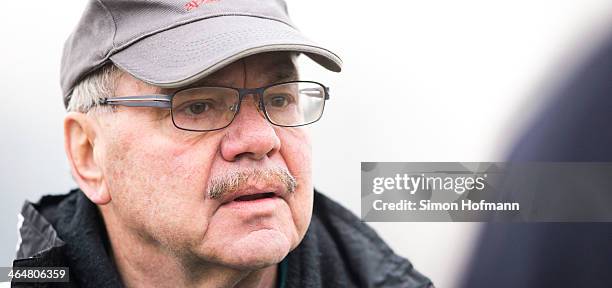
[207,168,297,199]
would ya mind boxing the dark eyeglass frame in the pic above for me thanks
[98,80,330,132]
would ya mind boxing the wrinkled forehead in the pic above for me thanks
[199,52,298,85]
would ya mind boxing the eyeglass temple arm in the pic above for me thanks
[98,95,172,108]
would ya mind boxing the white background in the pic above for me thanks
[1,1,612,287]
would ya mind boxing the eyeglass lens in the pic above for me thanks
[171,82,326,131]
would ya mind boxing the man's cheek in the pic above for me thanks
[278,128,312,172]
[163,147,218,191]
[278,129,313,228]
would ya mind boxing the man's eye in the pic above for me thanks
[184,101,211,115]
[268,95,291,108]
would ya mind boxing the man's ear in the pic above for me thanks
[64,112,111,205]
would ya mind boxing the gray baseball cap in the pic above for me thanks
[60,0,342,107]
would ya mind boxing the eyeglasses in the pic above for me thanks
[98,81,330,132]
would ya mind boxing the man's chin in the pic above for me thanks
[213,229,293,270]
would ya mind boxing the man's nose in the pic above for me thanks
[220,98,281,161]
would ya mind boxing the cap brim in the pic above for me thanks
[110,15,342,88]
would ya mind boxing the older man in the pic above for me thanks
[13,0,432,287]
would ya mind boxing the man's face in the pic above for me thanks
[95,53,313,269]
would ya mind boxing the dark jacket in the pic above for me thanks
[462,32,612,288]
[13,189,433,288]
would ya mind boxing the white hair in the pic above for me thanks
[66,64,122,113]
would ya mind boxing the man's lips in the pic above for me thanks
[233,192,276,201]
[218,184,287,205]
[217,187,286,212]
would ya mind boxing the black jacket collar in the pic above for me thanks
[15,189,122,287]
